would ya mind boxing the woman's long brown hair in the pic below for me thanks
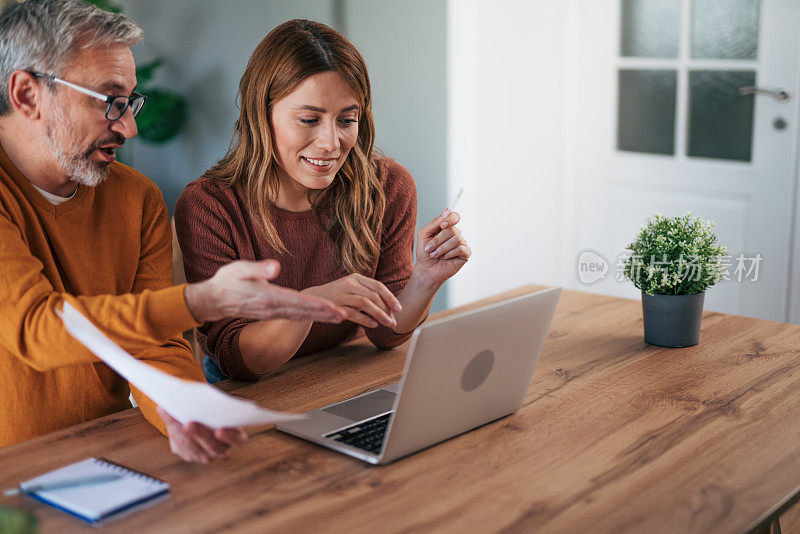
[205,19,385,274]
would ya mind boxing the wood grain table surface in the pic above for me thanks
[2,285,800,533]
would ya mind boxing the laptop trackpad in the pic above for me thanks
[322,389,396,422]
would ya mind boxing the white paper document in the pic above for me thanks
[59,302,304,428]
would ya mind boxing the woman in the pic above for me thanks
[175,19,470,381]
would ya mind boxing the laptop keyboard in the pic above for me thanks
[326,412,393,454]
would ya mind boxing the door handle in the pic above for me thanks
[738,86,790,101]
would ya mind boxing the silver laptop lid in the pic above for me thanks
[379,287,561,463]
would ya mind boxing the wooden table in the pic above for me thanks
[3,286,800,533]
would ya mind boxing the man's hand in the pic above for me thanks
[184,260,346,323]
[157,406,247,464]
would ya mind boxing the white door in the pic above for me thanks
[568,0,800,321]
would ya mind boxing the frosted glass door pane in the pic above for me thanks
[621,0,680,58]
[691,0,760,59]
[618,69,677,155]
[688,70,755,161]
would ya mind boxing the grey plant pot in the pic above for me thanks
[641,292,705,348]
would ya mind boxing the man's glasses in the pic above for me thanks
[30,72,147,121]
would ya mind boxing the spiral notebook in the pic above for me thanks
[21,458,169,524]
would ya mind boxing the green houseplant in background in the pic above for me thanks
[83,0,187,144]
[622,213,727,348]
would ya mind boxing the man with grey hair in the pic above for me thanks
[0,0,344,462]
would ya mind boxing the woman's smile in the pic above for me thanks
[301,156,338,172]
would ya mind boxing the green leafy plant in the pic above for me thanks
[133,58,187,143]
[82,0,187,144]
[623,213,727,295]
[81,0,121,13]
[0,506,37,534]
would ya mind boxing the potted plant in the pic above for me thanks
[622,213,727,348]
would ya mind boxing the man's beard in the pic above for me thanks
[44,105,124,188]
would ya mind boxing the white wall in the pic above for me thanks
[447,0,569,307]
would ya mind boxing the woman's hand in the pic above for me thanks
[303,274,402,329]
[415,211,471,288]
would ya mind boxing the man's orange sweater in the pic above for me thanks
[0,143,203,447]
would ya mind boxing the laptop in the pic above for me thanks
[276,287,562,465]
